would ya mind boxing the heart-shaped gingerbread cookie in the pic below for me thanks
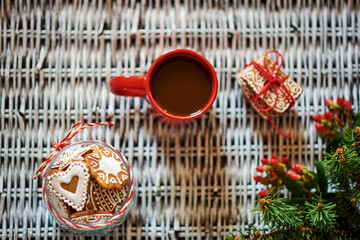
[47,161,90,211]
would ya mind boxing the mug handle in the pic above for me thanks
[109,76,147,98]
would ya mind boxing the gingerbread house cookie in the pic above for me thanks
[85,180,128,213]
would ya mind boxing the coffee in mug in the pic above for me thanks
[151,56,212,116]
[110,49,218,124]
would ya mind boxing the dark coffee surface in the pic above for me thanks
[151,57,212,116]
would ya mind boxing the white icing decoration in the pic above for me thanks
[122,175,128,181]
[98,172,105,179]
[88,152,101,161]
[120,185,128,201]
[52,153,72,170]
[47,161,90,211]
[93,155,127,185]
[52,146,93,170]
[89,144,100,151]
[71,213,112,224]
[87,181,128,212]
[48,192,69,217]
[110,177,117,184]
[90,161,98,168]
[102,149,111,156]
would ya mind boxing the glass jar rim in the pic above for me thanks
[43,140,133,228]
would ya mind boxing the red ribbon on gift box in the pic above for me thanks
[245,50,296,139]
[33,120,114,179]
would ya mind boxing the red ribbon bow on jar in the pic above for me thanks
[33,120,114,179]
[246,50,296,139]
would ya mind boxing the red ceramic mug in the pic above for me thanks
[110,49,218,124]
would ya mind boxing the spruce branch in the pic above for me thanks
[254,227,360,240]
[302,188,320,199]
[252,197,303,230]
[325,146,351,192]
[305,200,337,231]
[227,106,360,240]
[226,227,360,240]
[333,192,360,230]
[326,127,360,195]
[324,126,360,230]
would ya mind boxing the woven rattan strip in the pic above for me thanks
[1,0,360,239]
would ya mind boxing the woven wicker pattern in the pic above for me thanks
[1,0,359,238]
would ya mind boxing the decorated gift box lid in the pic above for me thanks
[237,55,303,115]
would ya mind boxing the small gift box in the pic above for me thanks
[236,50,303,119]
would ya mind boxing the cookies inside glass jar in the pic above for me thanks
[46,143,129,224]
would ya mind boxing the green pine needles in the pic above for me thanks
[304,200,337,231]
[227,100,360,240]
[253,197,303,231]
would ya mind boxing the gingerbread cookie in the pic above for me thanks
[48,191,73,218]
[70,210,113,224]
[85,180,128,213]
[47,161,90,211]
[84,147,129,190]
[51,145,96,170]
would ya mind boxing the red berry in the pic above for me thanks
[337,97,344,105]
[320,126,329,133]
[324,112,332,119]
[291,164,303,173]
[270,171,277,178]
[261,158,269,165]
[282,156,290,164]
[286,170,294,178]
[343,100,352,109]
[286,170,301,180]
[258,189,269,198]
[325,98,335,107]
[312,115,322,122]
[271,158,279,166]
[266,178,273,183]
[315,122,323,131]
[334,116,344,126]
[291,173,301,180]
[271,154,279,159]
[254,175,262,182]
[256,166,265,172]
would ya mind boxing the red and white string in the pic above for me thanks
[34,120,114,179]
[245,50,296,139]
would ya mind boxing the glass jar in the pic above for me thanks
[42,140,136,234]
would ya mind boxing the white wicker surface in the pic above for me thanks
[1,0,360,239]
